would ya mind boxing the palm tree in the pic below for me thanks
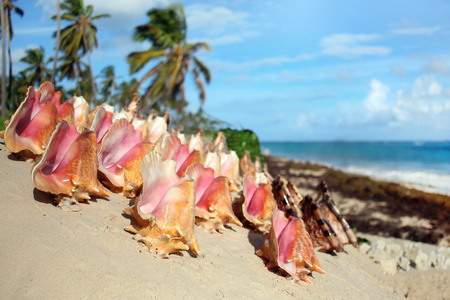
[128,4,211,114]
[99,65,118,104]
[56,0,109,102]
[113,78,138,108]
[57,52,88,94]
[2,0,23,103]
[51,0,61,83]
[0,0,6,117]
[20,47,52,88]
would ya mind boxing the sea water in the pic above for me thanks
[260,141,450,195]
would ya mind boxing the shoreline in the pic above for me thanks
[265,155,450,246]
[262,154,450,197]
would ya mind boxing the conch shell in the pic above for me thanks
[4,83,59,156]
[98,118,154,198]
[124,151,200,258]
[219,151,241,192]
[234,172,276,234]
[144,111,169,143]
[31,120,110,205]
[67,95,89,132]
[256,207,324,284]
[301,195,344,253]
[161,133,202,177]
[186,163,242,233]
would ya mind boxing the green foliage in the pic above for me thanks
[217,128,265,165]
[175,109,230,138]
[0,111,13,131]
[128,4,211,114]
[0,116,7,131]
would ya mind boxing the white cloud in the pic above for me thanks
[186,4,249,36]
[423,57,450,75]
[391,65,406,77]
[209,53,316,72]
[321,34,392,58]
[363,79,390,121]
[393,26,441,35]
[38,0,172,21]
[353,76,450,128]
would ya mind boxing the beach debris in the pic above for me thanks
[359,243,371,254]
[3,82,59,158]
[124,151,200,258]
[256,207,324,284]
[31,120,110,206]
[98,118,154,198]
[234,172,276,234]
[379,258,397,275]
[364,240,449,273]
[186,163,242,233]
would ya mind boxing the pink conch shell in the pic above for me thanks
[4,84,59,155]
[256,207,324,284]
[56,101,75,125]
[124,151,200,258]
[161,133,202,177]
[89,106,113,148]
[219,151,241,192]
[31,120,110,205]
[204,151,220,177]
[209,131,227,154]
[234,172,276,234]
[186,163,242,232]
[120,93,140,122]
[188,127,204,159]
[146,114,168,143]
[68,95,89,132]
[98,118,154,198]
[239,150,256,176]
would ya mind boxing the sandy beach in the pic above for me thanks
[0,141,449,299]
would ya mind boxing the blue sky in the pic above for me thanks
[6,0,450,141]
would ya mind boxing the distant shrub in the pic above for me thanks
[217,128,265,165]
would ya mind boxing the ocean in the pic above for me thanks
[260,141,450,195]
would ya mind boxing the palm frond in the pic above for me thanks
[193,57,211,83]
[127,49,166,74]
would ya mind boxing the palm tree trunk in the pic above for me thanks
[51,0,61,83]
[83,33,96,104]
[1,0,7,118]
[6,10,12,102]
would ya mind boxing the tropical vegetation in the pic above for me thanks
[127,4,211,114]
[0,2,221,134]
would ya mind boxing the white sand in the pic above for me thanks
[0,141,447,299]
